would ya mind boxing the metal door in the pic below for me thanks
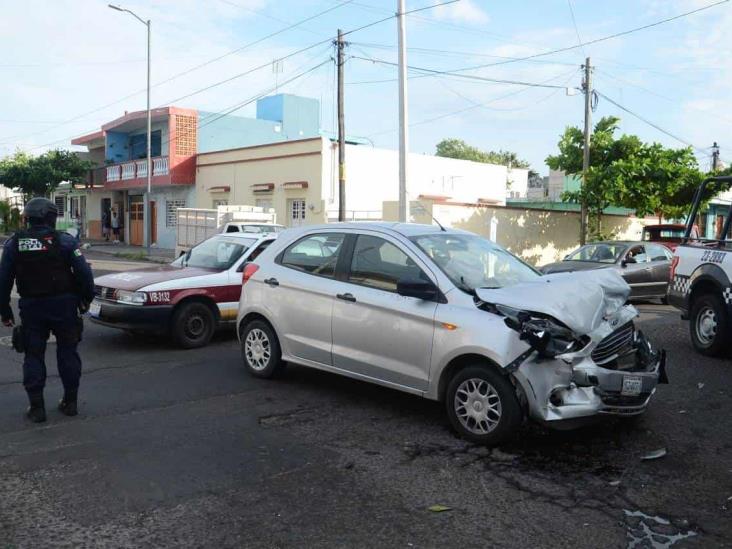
[621,245,653,297]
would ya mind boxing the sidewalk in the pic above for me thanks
[82,239,175,264]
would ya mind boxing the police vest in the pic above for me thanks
[14,229,76,298]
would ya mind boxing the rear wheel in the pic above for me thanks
[690,293,729,357]
[445,365,522,446]
[240,320,284,378]
[171,302,216,349]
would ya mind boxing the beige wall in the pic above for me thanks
[384,199,659,267]
[196,138,326,227]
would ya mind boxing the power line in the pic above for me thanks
[0,0,356,146]
[595,90,706,153]
[367,68,578,138]
[13,1,459,152]
[351,55,571,89]
[566,0,586,58]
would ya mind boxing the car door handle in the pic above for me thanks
[264,277,279,287]
[336,292,356,302]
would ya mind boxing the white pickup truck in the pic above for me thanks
[175,205,283,257]
[667,175,732,356]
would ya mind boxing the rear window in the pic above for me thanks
[183,236,256,270]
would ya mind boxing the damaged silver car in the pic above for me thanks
[237,224,667,446]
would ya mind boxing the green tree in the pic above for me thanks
[0,149,91,197]
[436,138,531,169]
[546,116,707,240]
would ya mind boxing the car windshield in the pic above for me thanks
[180,236,256,270]
[566,243,626,263]
[411,233,539,292]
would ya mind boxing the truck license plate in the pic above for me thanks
[621,375,643,396]
[89,300,101,318]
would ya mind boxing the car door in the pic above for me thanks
[620,245,653,297]
[645,244,672,296]
[261,232,347,365]
[330,232,439,392]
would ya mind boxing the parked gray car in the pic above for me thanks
[540,241,673,300]
[236,223,666,445]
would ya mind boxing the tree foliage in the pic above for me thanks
[0,150,92,197]
[436,138,531,169]
[546,116,707,239]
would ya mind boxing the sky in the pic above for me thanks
[1,0,731,175]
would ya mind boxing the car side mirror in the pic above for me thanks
[622,257,636,267]
[236,261,250,273]
[397,278,439,301]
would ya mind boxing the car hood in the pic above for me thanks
[95,265,218,291]
[540,260,613,274]
[476,268,631,335]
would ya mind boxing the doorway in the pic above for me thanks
[129,199,156,246]
[287,198,306,227]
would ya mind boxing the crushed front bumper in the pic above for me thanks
[512,331,667,424]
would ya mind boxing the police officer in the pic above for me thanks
[0,197,94,423]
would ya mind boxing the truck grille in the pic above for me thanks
[592,322,634,365]
[94,285,116,301]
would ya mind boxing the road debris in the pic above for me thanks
[427,505,452,513]
[640,448,667,461]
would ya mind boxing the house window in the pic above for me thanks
[54,196,65,217]
[129,130,161,159]
[166,199,187,228]
[213,199,228,208]
[255,199,272,211]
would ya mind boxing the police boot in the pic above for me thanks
[58,391,78,417]
[26,394,46,423]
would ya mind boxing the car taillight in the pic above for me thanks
[670,256,680,281]
[242,263,259,285]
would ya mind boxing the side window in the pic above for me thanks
[647,244,671,261]
[348,235,427,292]
[225,225,240,233]
[247,240,273,262]
[626,245,648,263]
[280,233,345,278]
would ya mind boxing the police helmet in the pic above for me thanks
[23,197,58,225]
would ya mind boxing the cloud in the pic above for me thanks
[431,0,490,25]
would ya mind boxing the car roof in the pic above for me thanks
[289,221,473,238]
[213,232,275,242]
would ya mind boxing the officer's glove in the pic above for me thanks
[2,315,14,327]
[78,301,90,315]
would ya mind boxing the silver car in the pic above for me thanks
[236,223,666,445]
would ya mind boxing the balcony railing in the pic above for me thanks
[105,156,169,182]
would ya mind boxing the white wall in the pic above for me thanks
[323,145,508,216]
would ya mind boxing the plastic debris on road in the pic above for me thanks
[427,505,452,513]
[640,448,667,461]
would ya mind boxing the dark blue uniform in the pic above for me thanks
[0,226,94,399]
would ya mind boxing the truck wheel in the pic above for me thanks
[445,365,522,446]
[690,293,730,357]
[171,302,215,349]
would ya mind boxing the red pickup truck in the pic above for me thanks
[642,223,699,251]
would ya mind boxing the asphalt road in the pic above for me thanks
[0,252,730,548]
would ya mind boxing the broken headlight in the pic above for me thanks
[496,304,581,359]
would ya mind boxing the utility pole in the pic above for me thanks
[337,29,346,222]
[397,0,409,223]
[712,141,720,171]
[581,57,592,245]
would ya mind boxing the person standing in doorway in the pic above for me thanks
[101,210,110,242]
[111,209,120,244]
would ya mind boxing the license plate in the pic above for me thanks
[89,300,101,318]
[621,375,643,396]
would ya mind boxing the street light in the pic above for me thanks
[108,4,152,250]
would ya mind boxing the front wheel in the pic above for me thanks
[240,320,283,378]
[689,293,730,357]
[445,365,522,446]
[171,302,216,349]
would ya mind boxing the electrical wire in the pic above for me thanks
[367,67,579,138]
[566,0,586,58]
[3,0,459,152]
[351,55,572,89]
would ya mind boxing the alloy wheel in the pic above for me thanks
[454,378,502,435]
[245,328,271,371]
